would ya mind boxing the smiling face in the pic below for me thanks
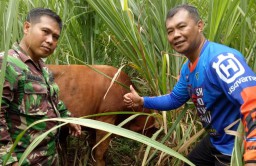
[166,9,204,59]
[21,15,60,62]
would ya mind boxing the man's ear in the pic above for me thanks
[198,20,204,33]
[23,21,31,34]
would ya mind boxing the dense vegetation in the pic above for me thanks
[0,0,255,165]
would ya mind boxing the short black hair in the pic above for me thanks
[26,8,62,30]
[166,4,201,23]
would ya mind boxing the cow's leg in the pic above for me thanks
[94,130,111,166]
[94,115,116,166]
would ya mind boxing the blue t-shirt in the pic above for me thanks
[143,41,256,161]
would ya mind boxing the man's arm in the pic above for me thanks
[124,66,190,110]
[240,86,256,163]
[210,52,256,163]
[56,99,81,136]
[0,81,18,165]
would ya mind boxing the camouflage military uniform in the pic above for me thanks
[0,43,71,166]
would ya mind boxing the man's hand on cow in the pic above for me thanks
[123,85,144,108]
[68,123,81,137]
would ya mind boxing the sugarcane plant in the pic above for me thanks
[0,0,255,165]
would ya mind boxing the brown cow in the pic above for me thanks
[47,64,154,166]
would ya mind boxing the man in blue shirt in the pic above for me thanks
[124,4,256,166]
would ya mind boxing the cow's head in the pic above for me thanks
[116,106,157,136]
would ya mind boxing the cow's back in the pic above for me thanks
[47,65,131,117]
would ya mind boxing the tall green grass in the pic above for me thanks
[3,117,195,166]
[85,0,255,165]
[0,0,255,165]
[0,0,20,114]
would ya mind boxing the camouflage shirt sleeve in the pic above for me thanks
[57,100,72,118]
[43,67,72,118]
[0,61,19,165]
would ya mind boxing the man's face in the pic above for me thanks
[166,9,203,55]
[23,15,60,62]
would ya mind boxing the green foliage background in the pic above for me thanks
[0,0,255,165]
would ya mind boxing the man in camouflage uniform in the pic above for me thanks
[0,8,81,166]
